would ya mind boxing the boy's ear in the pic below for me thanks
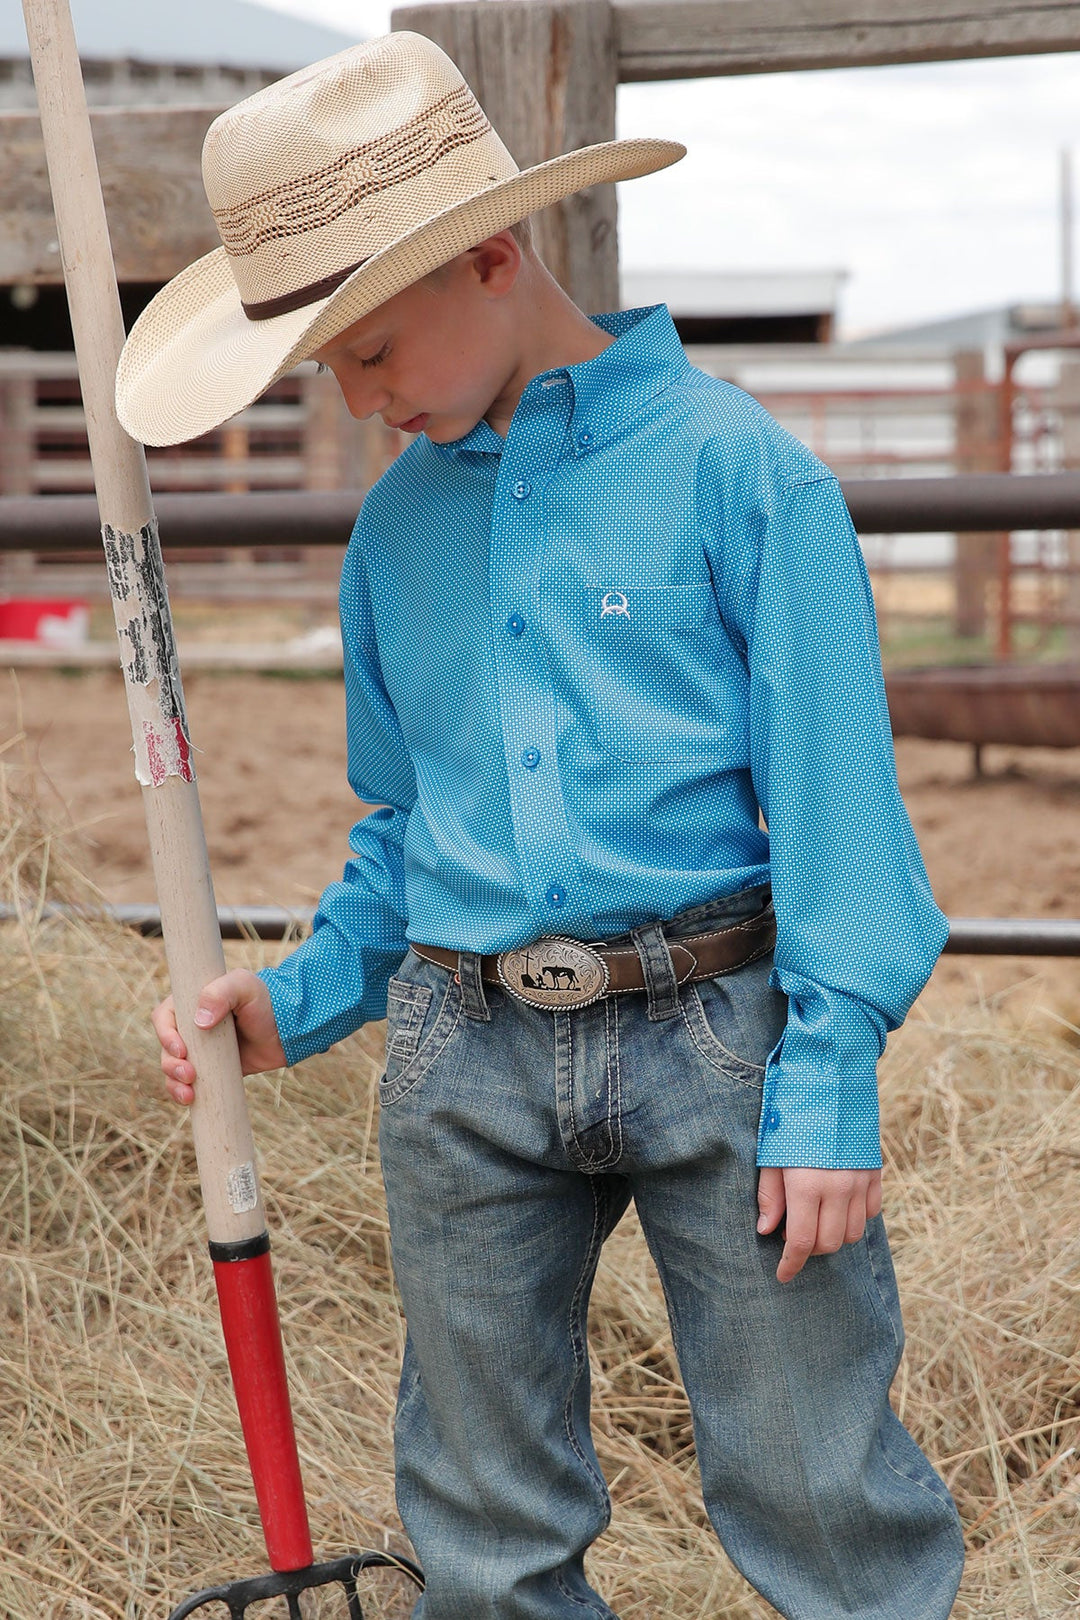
[467,231,522,297]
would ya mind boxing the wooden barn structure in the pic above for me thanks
[389,2,1080,313]
[4,0,1080,649]
[0,0,402,575]
[6,1,1080,356]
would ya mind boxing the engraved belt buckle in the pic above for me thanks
[497,936,610,1010]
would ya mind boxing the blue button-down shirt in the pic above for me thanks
[261,305,947,1170]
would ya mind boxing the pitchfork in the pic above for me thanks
[21,4,424,1614]
[169,1553,424,1620]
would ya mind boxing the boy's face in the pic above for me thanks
[310,238,521,444]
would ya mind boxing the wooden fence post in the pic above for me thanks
[393,0,619,314]
[0,361,37,586]
[1056,359,1080,656]
[301,368,355,587]
[953,349,999,639]
[221,420,254,571]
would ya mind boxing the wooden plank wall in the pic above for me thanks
[1,105,223,284]
[7,5,1080,301]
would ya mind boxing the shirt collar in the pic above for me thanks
[429,303,690,463]
[441,416,505,458]
[557,304,691,453]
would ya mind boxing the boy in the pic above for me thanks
[130,32,965,1620]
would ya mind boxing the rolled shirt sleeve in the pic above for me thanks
[258,534,415,1065]
[706,465,948,1168]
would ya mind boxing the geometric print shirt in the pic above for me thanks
[260,303,947,1170]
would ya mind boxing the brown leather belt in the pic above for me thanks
[411,902,776,1011]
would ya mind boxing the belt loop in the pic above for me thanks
[457,950,491,1022]
[630,922,680,1022]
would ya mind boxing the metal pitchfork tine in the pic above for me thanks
[22,4,425,1615]
[167,1552,425,1620]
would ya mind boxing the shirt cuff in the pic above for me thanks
[755,972,886,1168]
[756,1063,882,1169]
[257,926,408,1067]
[257,962,361,1068]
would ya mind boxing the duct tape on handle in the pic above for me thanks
[103,518,195,787]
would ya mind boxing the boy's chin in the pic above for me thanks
[424,415,475,445]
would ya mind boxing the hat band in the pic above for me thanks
[241,257,369,321]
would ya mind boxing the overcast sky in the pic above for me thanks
[259,0,1080,337]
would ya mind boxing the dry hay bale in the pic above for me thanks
[1,757,1078,1618]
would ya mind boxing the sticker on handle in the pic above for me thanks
[226,1161,260,1215]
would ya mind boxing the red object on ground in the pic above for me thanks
[0,597,89,645]
[211,1248,315,1572]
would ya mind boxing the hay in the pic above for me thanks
[1,755,1078,1619]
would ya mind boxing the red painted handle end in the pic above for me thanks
[211,1242,314,1572]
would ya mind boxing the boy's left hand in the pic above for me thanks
[756,1167,883,1284]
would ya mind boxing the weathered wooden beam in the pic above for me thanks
[1,105,223,284]
[394,0,1080,307]
[397,0,1080,84]
[393,1,619,313]
[617,0,1080,80]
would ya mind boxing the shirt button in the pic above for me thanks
[521,748,541,770]
[512,480,532,499]
[545,884,566,908]
[576,429,593,449]
[506,614,526,636]
[764,1108,781,1132]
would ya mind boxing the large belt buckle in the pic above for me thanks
[497,936,609,1010]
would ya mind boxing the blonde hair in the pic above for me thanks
[423,216,536,289]
[509,215,534,253]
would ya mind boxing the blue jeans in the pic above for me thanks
[377,885,964,1620]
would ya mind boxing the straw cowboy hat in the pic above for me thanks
[115,30,684,447]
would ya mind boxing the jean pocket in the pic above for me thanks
[381,961,462,1106]
[680,951,787,1083]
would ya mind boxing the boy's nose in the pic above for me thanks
[327,365,390,421]
[340,382,391,421]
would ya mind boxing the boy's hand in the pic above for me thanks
[152,970,286,1105]
[756,1166,883,1284]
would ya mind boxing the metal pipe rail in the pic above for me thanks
[2,903,1079,954]
[7,472,1080,551]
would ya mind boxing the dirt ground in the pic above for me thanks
[2,664,1079,1033]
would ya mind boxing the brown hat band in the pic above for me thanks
[241,257,370,321]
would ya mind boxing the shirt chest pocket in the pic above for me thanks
[556,582,731,763]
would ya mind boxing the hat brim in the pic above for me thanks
[115,137,685,447]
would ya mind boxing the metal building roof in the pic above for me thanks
[1,0,361,70]
[621,268,847,318]
[849,302,1073,349]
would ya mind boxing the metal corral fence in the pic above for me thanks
[2,904,1078,957]
[2,474,1080,954]
[3,474,1080,742]
[4,340,1080,651]
[0,351,405,497]
[6,472,1080,544]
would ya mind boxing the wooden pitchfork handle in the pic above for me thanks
[22,0,315,1578]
